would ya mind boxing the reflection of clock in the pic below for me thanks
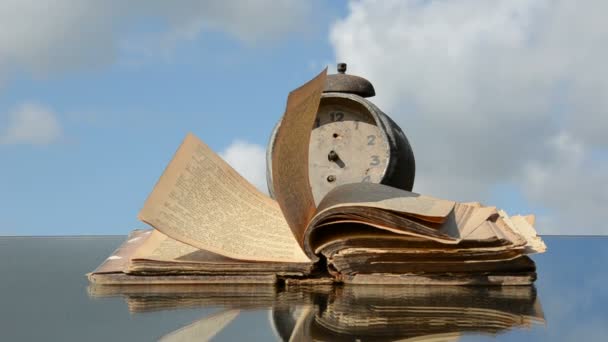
[267,63,415,205]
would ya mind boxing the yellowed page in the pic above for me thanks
[159,309,240,342]
[272,69,327,245]
[457,204,500,240]
[138,134,310,263]
[509,214,547,254]
[490,211,532,248]
[462,221,501,241]
[90,229,153,274]
[316,183,455,222]
[523,214,536,226]
[131,229,238,263]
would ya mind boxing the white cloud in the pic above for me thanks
[1,103,62,145]
[0,1,120,75]
[0,0,312,76]
[523,133,608,235]
[330,0,608,234]
[220,140,268,194]
[155,1,312,44]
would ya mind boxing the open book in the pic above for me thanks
[88,70,546,285]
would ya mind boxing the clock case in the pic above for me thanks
[266,65,416,199]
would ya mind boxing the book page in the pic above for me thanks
[455,204,500,240]
[523,214,536,226]
[131,229,240,263]
[506,213,547,254]
[138,134,310,263]
[316,183,455,221]
[272,69,327,248]
[90,229,153,274]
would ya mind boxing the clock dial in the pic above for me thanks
[309,101,390,205]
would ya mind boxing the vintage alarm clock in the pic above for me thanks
[267,63,416,205]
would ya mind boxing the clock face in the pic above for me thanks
[309,99,390,205]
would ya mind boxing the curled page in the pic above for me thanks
[138,134,310,263]
[316,183,455,222]
[272,69,327,250]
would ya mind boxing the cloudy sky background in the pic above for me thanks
[0,0,606,235]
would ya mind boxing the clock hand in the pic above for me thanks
[328,150,345,168]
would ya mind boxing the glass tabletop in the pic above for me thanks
[0,236,606,341]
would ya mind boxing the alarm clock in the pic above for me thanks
[267,63,415,205]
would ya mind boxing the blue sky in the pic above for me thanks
[0,1,340,235]
[1,1,607,235]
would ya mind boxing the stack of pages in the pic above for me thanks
[89,70,546,285]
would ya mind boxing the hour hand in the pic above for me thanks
[328,150,345,168]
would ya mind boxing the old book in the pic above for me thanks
[89,70,546,285]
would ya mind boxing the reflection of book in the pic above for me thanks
[279,286,544,342]
[88,284,329,313]
[88,70,545,285]
[95,285,544,341]
[308,286,544,341]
